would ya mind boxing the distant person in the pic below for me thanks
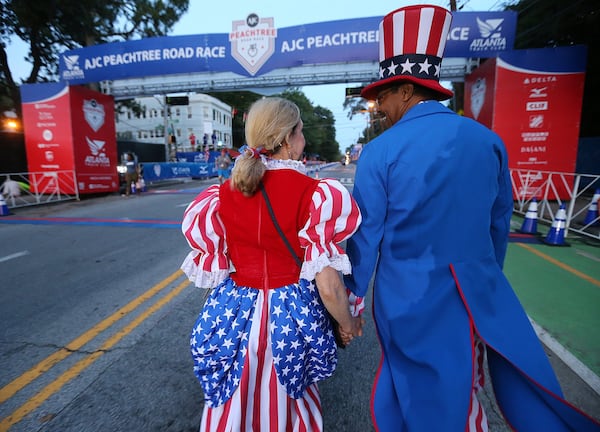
[123,153,139,196]
[344,5,600,431]
[181,97,363,431]
[2,175,21,199]
[214,148,232,184]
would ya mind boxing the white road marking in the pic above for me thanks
[529,318,600,396]
[0,250,30,263]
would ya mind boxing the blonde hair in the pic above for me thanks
[231,97,301,196]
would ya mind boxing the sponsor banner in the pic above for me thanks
[465,46,587,200]
[69,86,119,194]
[20,83,119,194]
[144,162,213,182]
[20,82,75,193]
[59,11,516,84]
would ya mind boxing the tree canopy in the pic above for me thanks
[0,0,189,116]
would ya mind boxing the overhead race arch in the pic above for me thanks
[57,11,517,98]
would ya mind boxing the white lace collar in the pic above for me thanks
[264,158,307,174]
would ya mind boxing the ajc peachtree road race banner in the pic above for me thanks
[58,11,516,84]
[464,45,587,200]
[20,83,119,194]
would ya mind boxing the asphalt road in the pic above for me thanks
[0,164,598,431]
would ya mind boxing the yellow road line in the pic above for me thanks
[516,243,600,288]
[0,277,191,431]
[0,269,183,404]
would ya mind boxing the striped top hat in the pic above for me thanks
[361,4,454,101]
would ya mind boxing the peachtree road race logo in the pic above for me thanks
[471,17,507,51]
[83,99,105,132]
[230,13,277,76]
[62,55,85,80]
[85,137,111,167]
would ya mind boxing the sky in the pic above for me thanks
[6,0,504,151]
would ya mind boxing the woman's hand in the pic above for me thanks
[339,315,365,346]
[315,266,365,346]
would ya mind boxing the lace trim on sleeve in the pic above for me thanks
[299,252,353,282]
[181,254,229,289]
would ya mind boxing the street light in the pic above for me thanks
[153,95,170,162]
[366,101,375,141]
[2,111,21,133]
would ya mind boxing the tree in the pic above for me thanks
[507,0,599,136]
[0,0,189,116]
[208,90,262,149]
[343,89,389,144]
[278,88,341,162]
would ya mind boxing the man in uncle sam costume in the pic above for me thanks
[344,4,600,431]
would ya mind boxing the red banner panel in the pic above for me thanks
[69,86,119,194]
[21,83,75,194]
[21,83,119,194]
[465,46,587,200]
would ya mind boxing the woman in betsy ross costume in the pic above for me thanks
[181,97,363,431]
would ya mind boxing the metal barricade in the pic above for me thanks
[511,169,600,241]
[1,171,79,209]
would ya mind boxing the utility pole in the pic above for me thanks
[449,0,464,114]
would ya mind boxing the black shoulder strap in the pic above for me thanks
[259,183,302,267]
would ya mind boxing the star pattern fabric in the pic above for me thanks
[190,277,338,407]
[269,279,338,398]
[190,278,258,407]
[379,54,442,81]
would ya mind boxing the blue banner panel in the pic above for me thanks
[144,162,214,182]
[59,11,516,85]
[498,45,587,73]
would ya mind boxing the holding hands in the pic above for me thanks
[338,315,365,347]
[314,266,365,348]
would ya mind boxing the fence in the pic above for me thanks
[2,167,598,242]
[1,171,79,208]
[511,169,600,241]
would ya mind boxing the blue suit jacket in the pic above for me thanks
[345,101,599,431]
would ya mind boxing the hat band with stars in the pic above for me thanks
[379,54,443,82]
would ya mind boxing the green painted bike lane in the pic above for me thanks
[504,218,600,378]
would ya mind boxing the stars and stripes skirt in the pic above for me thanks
[192,278,339,431]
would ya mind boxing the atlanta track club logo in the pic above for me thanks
[229,13,277,76]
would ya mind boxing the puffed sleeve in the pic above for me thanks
[180,185,230,288]
[298,178,362,281]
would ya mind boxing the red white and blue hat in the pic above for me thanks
[361,4,454,101]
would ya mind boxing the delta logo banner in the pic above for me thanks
[463,45,586,200]
[58,11,516,85]
[20,82,75,194]
[20,83,119,194]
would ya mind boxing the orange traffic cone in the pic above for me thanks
[582,189,599,226]
[518,198,539,234]
[543,203,569,246]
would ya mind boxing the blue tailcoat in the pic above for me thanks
[345,102,599,431]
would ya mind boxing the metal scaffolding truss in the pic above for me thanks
[100,58,479,98]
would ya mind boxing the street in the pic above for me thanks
[1,163,598,431]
